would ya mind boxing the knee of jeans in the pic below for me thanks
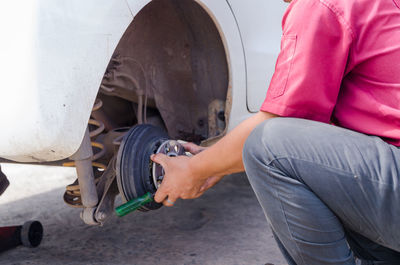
[243,118,292,169]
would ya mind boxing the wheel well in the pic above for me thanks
[98,0,230,143]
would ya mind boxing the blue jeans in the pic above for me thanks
[243,118,400,265]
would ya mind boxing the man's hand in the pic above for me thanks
[151,153,206,207]
[151,142,224,207]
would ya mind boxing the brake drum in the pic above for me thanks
[116,124,185,211]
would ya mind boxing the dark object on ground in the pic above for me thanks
[0,220,43,253]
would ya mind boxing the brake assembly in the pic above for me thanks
[115,124,186,216]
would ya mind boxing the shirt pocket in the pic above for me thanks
[269,34,297,98]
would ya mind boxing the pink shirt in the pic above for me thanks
[261,0,400,146]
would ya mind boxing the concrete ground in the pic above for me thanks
[0,164,286,265]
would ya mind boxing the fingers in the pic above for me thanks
[151,153,169,204]
[152,154,177,206]
[155,188,177,207]
[163,196,177,207]
[154,181,177,207]
[150,153,168,167]
[182,142,205,155]
[182,142,198,154]
[154,186,168,203]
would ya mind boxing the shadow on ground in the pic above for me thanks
[0,167,285,265]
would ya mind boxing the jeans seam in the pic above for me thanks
[270,168,308,265]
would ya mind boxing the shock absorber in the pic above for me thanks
[63,99,107,208]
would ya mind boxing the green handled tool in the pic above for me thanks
[115,192,154,217]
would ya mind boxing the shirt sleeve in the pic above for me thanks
[261,0,354,123]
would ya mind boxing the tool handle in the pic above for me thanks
[115,192,153,217]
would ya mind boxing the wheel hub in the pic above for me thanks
[152,140,186,190]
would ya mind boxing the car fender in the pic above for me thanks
[0,0,246,162]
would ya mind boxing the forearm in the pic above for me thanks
[190,111,278,179]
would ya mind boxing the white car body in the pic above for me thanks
[0,0,287,163]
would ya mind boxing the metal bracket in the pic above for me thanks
[94,157,119,225]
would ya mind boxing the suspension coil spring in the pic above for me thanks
[63,99,107,208]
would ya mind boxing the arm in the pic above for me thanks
[192,111,277,178]
[151,111,277,206]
